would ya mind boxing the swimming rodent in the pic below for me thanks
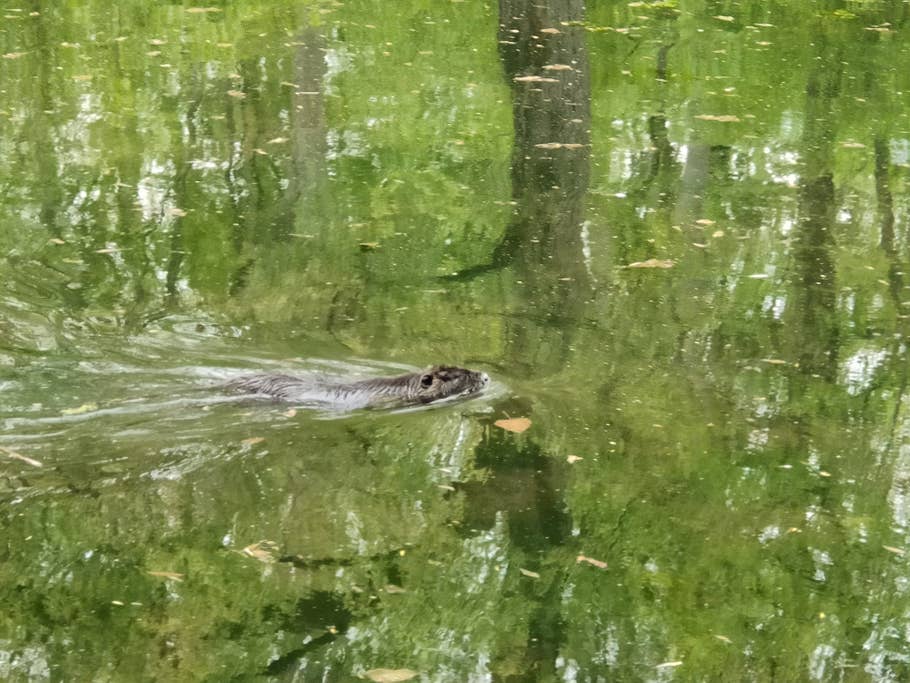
[226,365,490,410]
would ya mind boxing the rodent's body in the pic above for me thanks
[226,365,489,410]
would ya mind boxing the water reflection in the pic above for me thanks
[3,0,910,680]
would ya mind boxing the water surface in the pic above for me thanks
[2,0,910,680]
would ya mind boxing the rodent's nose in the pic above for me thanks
[480,372,490,385]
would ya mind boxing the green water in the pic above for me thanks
[2,0,910,680]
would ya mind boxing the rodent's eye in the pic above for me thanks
[420,374,434,387]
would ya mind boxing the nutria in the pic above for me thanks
[226,365,490,410]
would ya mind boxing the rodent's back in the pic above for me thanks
[225,365,489,410]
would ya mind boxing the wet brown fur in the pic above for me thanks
[226,365,489,408]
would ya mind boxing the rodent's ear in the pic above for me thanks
[420,373,434,387]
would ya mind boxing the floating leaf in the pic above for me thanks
[227,89,246,99]
[566,455,583,464]
[242,541,279,562]
[364,669,419,683]
[519,568,541,579]
[186,6,223,13]
[0,447,43,468]
[695,218,715,226]
[883,545,905,556]
[513,75,558,83]
[627,259,674,269]
[761,358,788,365]
[576,554,608,569]
[695,114,741,123]
[656,661,683,668]
[241,437,265,446]
[359,242,380,250]
[147,571,184,581]
[267,137,289,144]
[713,14,735,21]
[747,273,769,279]
[282,408,297,418]
[714,634,732,643]
[2,52,27,59]
[841,141,866,149]
[495,417,532,433]
[61,402,98,416]
[542,63,572,71]
[48,237,66,245]
[169,207,187,217]
[534,142,585,150]
[540,27,561,34]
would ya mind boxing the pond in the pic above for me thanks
[2,1,910,680]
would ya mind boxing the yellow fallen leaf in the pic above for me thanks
[519,568,540,579]
[169,207,187,217]
[695,218,716,226]
[227,89,246,99]
[713,14,735,21]
[495,417,532,433]
[359,242,380,250]
[566,455,583,464]
[695,114,741,122]
[61,402,98,415]
[241,437,265,446]
[48,238,66,245]
[267,137,289,144]
[0,446,43,467]
[656,661,683,668]
[542,64,572,71]
[2,52,27,59]
[95,247,119,254]
[714,634,732,643]
[540,27,561,34]
[841,141,866,149]
[364,669,419,682]
[627,259,674,269]
[762,358,788,365]
[147,571,184,581]
[712,230,725,238]
[186,6,223,13]
[883,545,905,555]
[282,408,297,418]
[576,554,608,569]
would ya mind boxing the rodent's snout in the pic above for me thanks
[480,372,490,385]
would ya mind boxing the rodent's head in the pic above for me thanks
[415,365,490,403]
